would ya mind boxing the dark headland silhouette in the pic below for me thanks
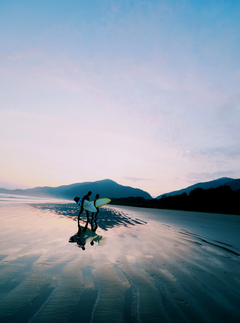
[156,177,239,198]
[111,178,240,215]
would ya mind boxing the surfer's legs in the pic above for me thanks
[78,207,84,230]
[95,208,99,219]
[86,210,89,221]
[91,219,98,232]
[91,209,99,220]
[83,219,89,232]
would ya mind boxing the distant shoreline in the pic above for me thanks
[1,185,239,216]
[110,185,240,216]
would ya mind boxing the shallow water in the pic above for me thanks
[0,196,240,322]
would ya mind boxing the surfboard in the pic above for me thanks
[90,198,111,208]
[83,200,97,212]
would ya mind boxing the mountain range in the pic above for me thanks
[0,179,152,200]
[0,177,239,201]
[157,177,240,198]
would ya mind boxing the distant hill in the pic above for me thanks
[112,185,240,215]
[224,179,240,191]
[157,177,236,198]
[0,179,152,200]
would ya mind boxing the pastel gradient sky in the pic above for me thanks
[1,0,240,197]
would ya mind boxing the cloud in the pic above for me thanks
[123,177,153,183]
[181,146,240,160]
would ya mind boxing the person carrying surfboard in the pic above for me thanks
[75,191,92,230]
[92,194,100,220]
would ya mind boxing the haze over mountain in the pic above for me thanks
[1,177,240,202]
[157,177,240,198]
[0,179,152,200]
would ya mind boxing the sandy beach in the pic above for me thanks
[0,195,240,323]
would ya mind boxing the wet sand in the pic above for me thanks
[0,196,240,323]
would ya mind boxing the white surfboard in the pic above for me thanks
[90,198,111,208]
[83,200,97,212]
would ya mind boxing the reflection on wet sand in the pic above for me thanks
[0,199,240,323]
[69,219,102,250]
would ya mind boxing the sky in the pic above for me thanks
[0,0,240,197]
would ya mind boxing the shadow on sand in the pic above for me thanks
[30,203,147,230]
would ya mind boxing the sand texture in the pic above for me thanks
[0,196,240,323]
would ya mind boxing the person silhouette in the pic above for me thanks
[74,191,92,230]
[92,193,100,220]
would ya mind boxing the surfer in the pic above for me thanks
[92,193,100,220]
[74,191,92,229]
